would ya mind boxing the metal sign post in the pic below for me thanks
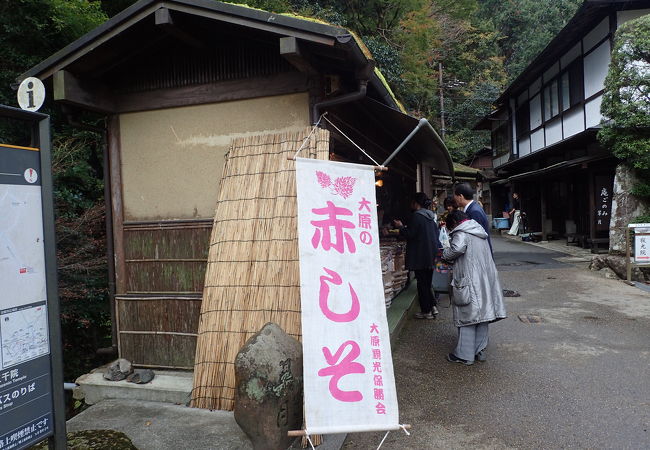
[0,105,66,449]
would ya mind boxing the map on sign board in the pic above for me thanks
[0,184,47,311]
[1,304,49,369]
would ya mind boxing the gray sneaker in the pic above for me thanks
[432,306,439,316]
[446,353,474,366]
[476,350,487,362]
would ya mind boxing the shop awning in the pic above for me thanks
[504,154,612,182]
[327,97,454,177]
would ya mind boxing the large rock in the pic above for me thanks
[234,322,303,450]
[609,165,650,254]
[590,255,650,282]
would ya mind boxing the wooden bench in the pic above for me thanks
[567,233,586,247]
[586,237,609,254]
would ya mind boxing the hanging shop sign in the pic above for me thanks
[594,175,612,232]
[295,158,400,435]
[0,106,65,450]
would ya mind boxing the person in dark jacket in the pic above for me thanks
[453,183,492,254]
[393,192,441,319]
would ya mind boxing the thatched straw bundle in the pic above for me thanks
[191,128,329,411]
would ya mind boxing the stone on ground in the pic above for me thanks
[103,359,133,381]
[126,369,155,384]
[234,322,303,450]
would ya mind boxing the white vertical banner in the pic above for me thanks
[295,158,400,435]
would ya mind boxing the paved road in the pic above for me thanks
[343,235,650,449]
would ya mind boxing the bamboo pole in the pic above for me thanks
[289,424,412,436]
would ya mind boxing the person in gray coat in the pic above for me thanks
[443,210,507,365]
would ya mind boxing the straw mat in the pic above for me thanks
[191,127,329,410]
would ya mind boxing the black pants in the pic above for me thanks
[414,269,435,314]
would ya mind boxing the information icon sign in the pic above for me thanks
[17,78,45,112]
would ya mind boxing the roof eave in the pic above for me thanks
[494,0,642,104]
[18,0,349,82]
[18,0,402,111]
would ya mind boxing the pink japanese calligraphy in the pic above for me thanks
[311,201,356,254]
[370,322,386,414]
[319,268,360,323]
[317,340,365,402]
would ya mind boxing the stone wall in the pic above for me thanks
[609,164,649,254]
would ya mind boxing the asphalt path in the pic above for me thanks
[343,235,650,449]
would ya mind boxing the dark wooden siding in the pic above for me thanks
[116,295,201,368]
[116,219,211,368]
[110,42,294,95]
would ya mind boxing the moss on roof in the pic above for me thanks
[224,2,404,112]
[453,162,481,175]
[373,68,406,113]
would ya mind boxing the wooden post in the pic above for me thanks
[438,62,445,140]
[588,170,596,242]
[540,182,547,241]
[107,116,126,301]
[626,226,632,282]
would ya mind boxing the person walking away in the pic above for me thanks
[442,210,507,365]
[393,192,440,319]
[507,192,522,236]
[453,183,492,253]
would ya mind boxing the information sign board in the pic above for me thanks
[0,143,55,449]
[634,228,650,264]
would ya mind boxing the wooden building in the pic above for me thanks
[21,0,453,369]
[476,0,650,246]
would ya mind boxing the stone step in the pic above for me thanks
[75,370,192,406]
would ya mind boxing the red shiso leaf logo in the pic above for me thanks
[333,176,356,199]
[316,171,332,188]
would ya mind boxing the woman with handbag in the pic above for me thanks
[442,210,507,366]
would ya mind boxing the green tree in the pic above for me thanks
[0,0,106,106]
[0,1,111,382]
[599,14,650,221]
[477,0,582,80]
[428,0,506,161]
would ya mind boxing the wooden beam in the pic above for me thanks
[280,37,318,76]
[168,4,336,46]
[155,8,208,50]
[114,71,309,113]
[90,33,168,78]
[53,70,115,113]
[27,4,161,81]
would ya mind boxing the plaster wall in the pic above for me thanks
[119,92,310,220]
